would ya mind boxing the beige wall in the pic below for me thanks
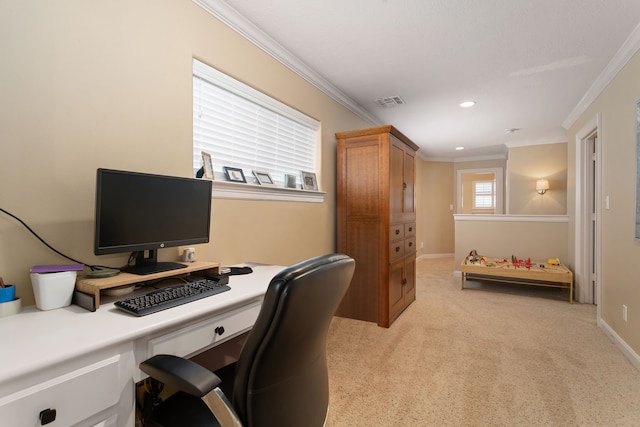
[454,216,568,270]
[566,48,640,355]
[416,159,455,256]
[508,143,568,215]
[0,0,370,306]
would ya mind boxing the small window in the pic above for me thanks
[192,59,320,190]
[473,180,496,209]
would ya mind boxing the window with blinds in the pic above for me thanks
[192,59,319,188]
[473,180,496,209]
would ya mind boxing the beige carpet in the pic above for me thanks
[325,257,640,426]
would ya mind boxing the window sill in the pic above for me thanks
[211,181,325,203]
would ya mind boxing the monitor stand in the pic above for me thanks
[121,250,188,275]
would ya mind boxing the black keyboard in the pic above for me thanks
[114,279,231,316]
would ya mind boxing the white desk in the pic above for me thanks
[0,264,284,427]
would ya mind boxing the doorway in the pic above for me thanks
[575,114,601,308]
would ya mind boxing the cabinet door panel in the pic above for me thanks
[388,260,405,325]
[403,149,416,214]
[404,255,417,305]
[344,143,381,218]
[389,141,405,216]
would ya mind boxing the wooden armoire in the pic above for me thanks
[335,125,418,327]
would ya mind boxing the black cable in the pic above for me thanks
[0,207,111,271]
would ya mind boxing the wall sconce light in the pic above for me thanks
[536,179,549,195]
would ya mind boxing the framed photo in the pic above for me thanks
[284,173,298,189]
[252,170,275,185]
[223,166,246,183]
[201,151,214,179]
[301,171,318,191]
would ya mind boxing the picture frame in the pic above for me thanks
[301,171,318,191]
[223,166,247,183]
[284,173,298,189]
[201,151,214,179]
[252,170,275,186]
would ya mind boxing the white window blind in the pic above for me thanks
[473,180,496,209]
[192,59,319,188]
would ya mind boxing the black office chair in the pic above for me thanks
[139,254,355,427]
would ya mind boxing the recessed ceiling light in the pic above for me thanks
[455,146,465,151]
[460,101,476,108]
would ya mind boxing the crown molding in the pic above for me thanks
[193,0,381,127]
[563,21,640,129]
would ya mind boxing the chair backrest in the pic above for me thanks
[231,254,355,427]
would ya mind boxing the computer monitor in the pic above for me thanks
[94,168,212,275]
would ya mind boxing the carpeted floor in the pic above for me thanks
[325,257,640,426]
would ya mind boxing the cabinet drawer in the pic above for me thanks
[389,240,405,262]
[0,355,120,427]
[404,223,416,237]
[148,301,262,358]
[405,237,416,254]
[390,224,404,241]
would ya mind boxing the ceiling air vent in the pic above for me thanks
[374,96,406,108]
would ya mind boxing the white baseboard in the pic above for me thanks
[599,319,640,372]
[417,253,454,261]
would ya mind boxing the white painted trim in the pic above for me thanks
[453,214,568,223]
[192,0,381,127]
[574,114,601,306]
[211,181,325,203]
[417,253,454,260]
[599,319,640,373]
[563,21,640,129]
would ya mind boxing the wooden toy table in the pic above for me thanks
[460,256,573,303]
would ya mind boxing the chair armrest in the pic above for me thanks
[140,354,243,427]
[140,354,221,397]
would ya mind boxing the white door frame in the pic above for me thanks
[575,114,602,316]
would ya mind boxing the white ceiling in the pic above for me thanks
[197,0,640,160]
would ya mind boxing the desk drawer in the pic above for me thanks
[390,224,404,241]
[148,301,262,358]
[0,355,120,427]
[404,223,416,237]
[389,240,405,262]
[405,237,416,254]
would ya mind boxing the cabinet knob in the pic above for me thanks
[395,229,400,235]
[402,278,408,285]
[395,246,400,252]
[408,227,413,232]
[40,408,57,425]
[403,182,407,189]
[408,242,413,247]
[215,326,225,336]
